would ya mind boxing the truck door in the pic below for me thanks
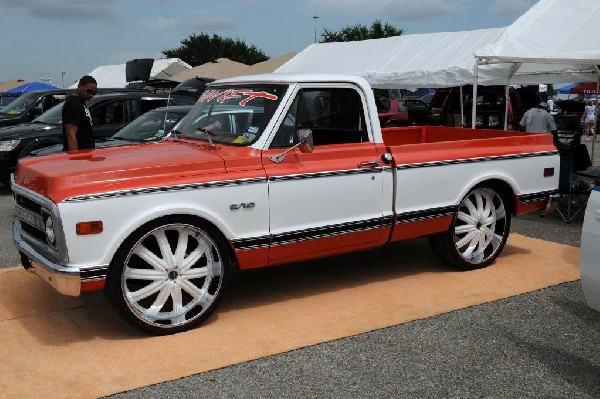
[262,86,389,265]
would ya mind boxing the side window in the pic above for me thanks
[91,101,126,125]
[271,87,368,148]
[140,99,169,114]
[398,101,407,112]
[106,102,125,124]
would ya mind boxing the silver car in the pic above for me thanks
[581,178,600,311]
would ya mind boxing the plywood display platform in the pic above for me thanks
[0,234,580,398]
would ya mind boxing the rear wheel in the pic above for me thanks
[105,216,231,335]
[428,187,511,270]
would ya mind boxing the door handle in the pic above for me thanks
[358,160,381,168]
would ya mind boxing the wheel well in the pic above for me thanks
[106,214,240,281]
[475,179,516,215]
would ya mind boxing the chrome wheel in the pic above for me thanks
[428,186,511,270]
[453,188,508,265]
[106,218,230,334]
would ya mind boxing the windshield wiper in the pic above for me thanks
[194,127,217,149]
[168,129,181,140]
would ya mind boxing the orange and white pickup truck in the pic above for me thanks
[12,74,559,334]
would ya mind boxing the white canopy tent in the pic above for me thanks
[69,58,192,88]
[473,0,600,158]
[276,28,508,88]
[474,0,600,85]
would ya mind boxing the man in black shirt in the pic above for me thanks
[62,75,97,151]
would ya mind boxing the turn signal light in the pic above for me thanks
[76,221,103,235]
[543,167,555,177]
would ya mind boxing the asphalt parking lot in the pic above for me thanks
[1,155,599,398]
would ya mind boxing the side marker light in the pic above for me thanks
[76,221,103,235]
[543,167,555,177]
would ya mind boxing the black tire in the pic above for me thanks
[428,187,511,270]
[105,216,231,335]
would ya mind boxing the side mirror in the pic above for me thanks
[270,128,314,163]
[297,128,314,154]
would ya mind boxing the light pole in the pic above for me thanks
[61,72,65,88]
[313,15,319,43]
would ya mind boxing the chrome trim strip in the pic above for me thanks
[396,151,559,170]
[269,167,383,182]
[63,177,267,203]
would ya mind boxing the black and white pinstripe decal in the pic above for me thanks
[80,266,108,281]
[396,205,458,224]
[231,216,394,251]
[396,150,558,170]
[63,177,267,203]
[63,167,388,203]
[518,189,558,203]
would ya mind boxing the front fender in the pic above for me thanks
[57,184,270,269]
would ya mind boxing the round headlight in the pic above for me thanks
[44,216,56,245]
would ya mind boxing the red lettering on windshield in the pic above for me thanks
[199,89,278,106]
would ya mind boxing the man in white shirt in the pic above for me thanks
[519,102,558,134]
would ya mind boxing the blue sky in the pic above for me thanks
[0,0,538,87]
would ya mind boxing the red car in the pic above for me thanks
[377,98,431,127]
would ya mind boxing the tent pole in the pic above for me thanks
[472,61,480,129]
[504,83,509,130]
[459,85,464,127]
[504,63,521,131]
[593,67,600,165]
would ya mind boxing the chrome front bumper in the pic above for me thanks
[13,221,81,296]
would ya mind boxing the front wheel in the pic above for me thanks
[105,217,231,335]
[428,187,511,270]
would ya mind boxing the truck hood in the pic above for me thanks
[16,140,234,203]
[0,122,56,140]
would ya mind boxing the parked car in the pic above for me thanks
[31,105,193,156]
[581,173,600,311]
[0,87,159,128]
[428,87,451,125]
[436,85,542,130]
[0,92,182,184]
[377,97,431,127]
[0,90,70,127]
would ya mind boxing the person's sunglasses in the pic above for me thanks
[83,87,97,95]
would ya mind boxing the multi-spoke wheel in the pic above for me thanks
[428,187,511,270]
[105,217,231,335]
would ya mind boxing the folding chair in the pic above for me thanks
[545,139,593,223]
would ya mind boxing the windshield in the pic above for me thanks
[0,92,39,116]
[112,109,187,142]
[177,84,287,146]
[32,94,104,125]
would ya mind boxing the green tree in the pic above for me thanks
[320,19,403,42]
[162,33,269,66]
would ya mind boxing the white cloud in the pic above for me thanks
[140,17,179,29]
[0,0,121,21]
[488,0,535,18]
[305,0,462,21]
[186,15,237,31]
[383,0,462,21]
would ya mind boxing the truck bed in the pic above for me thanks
[381,125,548,146]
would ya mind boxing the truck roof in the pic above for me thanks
[213,73,372,91]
